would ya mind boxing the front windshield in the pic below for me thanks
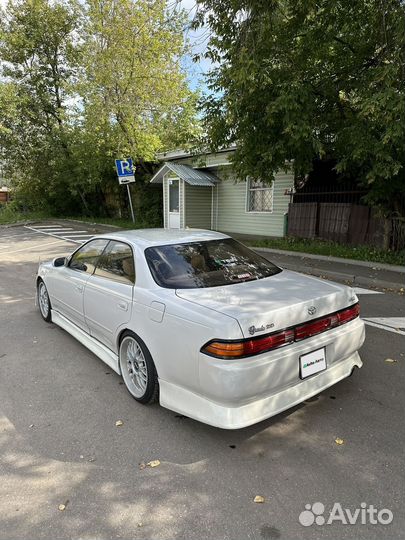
[145,238,282,289]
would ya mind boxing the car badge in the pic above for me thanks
[307,306,317,316]
[248,323,274,335]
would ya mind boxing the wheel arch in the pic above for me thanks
[118,328,159,403]
[117,329,157,369]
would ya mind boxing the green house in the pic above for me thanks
[150,146,294,237]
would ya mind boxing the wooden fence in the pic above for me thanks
[288,203,405,250]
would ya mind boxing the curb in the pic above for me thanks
[272,261,404,292]
[0,220,38,228]
[252,246,404,273]
[65,218,122,230]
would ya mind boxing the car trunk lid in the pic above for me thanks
[176,270,357,338]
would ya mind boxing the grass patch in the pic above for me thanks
[0,205,51,225]
[250,236,404,266]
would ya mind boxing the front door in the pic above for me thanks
[46,239,109,331]
[168,178,180,229]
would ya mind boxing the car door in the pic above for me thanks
[47,239,109,331]
[83,240,134,351]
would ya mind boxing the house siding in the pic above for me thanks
[184,185,212,229]
[159,150,294,236]
[214,172,294,237]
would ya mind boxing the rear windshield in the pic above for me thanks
[145,238,281,289]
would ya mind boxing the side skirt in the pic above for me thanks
[51,310,121,375]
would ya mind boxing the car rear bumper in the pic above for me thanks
[159,318,365,429]
[159,350,362,429]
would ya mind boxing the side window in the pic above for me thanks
[94,241,135,284]
[69,239,109,274]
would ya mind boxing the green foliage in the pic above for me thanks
[0,200,51,224]
[0,0,87,212]
[195,0,405,216]
[82,0,200,162]
[0,0,199,219]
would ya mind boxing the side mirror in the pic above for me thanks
[53,256,67,267]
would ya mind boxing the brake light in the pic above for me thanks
[201,303,360,359]
[203,329,294,359]
[295,317,333,341]
[337,303,360,324]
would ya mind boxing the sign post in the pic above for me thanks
[126,184,135,224]
[115,159,135,223]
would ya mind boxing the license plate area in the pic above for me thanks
[300,347,327,379]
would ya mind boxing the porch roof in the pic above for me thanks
[150,162,219,187]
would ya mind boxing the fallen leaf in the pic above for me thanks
[254,495,265,503]
[147,460,161,468]
[385,358,398,363]
[58,504,66,511]
[115,420,124,427]
[335,438,344,445]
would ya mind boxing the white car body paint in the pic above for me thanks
[37,228,365,429]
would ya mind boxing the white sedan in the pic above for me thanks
[36,229,365,429]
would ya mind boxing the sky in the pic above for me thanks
[178,0,212,92]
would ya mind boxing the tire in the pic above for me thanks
[37,280,52,323]
[119,331,159,404]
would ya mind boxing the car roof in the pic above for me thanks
[94,228,230,248]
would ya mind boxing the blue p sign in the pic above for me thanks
[115,158,134,177]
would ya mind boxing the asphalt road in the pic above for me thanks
[0,223,404,540]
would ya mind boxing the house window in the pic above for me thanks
[247,179,274,212]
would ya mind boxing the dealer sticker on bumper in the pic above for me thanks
[300,347,327,379]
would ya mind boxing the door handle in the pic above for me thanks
[75,284,83,293]
[118,301,128,311]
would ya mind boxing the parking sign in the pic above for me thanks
[115,158,135,183]
[115,158,136,222]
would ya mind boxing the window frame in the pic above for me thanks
[245,177,274,214]
[67,238,110,275]
[93,239,136,285]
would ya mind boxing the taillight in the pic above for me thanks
[202,329,294,359]
[337,303,360,324]
[201,303,360,359]
[295,317,333,341]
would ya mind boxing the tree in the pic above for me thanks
[0,0,200,217]
[194,0,405,216]
[81,0,200,165]
[0,0,87,212]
